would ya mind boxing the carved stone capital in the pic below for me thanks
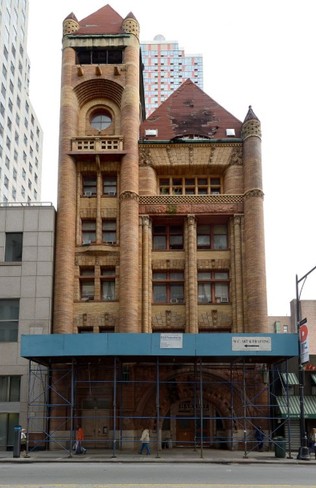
[120,191,139,202]
[244,188,264,200]
[187,214,196,226]
[141,215,151,227]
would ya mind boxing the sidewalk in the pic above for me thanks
[0,447,314,464]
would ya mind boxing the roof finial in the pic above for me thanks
[243,105,259,123]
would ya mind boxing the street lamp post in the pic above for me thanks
[296,265,316,460]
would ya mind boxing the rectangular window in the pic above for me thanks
[153,224,183,250]
[103,175,117,196]
[197,224,228,250]
[0,299,19,342]
[82,220,96,244]
[80,267,94,301]
[153,271,184,304]
[0,376,20,402]
[78,327,93,334]
[198,271,229,304]
[76,48,123,65]
[5,233,23,262]
[102,220,116,244]
[101,268,116,301]
[159,176,222,195]
[82,175,97,196]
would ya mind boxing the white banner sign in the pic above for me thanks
[232,336,272,351]
[160,333,183,349]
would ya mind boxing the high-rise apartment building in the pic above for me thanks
[20,4,298,455]
[141,35,203,116]
[0,0,42,203]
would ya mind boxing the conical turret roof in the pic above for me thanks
[243,105,259,123]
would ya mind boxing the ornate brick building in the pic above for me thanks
[47,4,272,450]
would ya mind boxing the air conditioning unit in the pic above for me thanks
[82,239,91,245]
[84,191,96,197]
[105,240,116,245]
[107,191,116,196]
[221,297,229,303]
[170,298,178,304]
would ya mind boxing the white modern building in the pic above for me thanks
[0,0,42,203]
[0,203,55,450]
[141,35,203,116]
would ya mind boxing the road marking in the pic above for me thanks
[0,484,312,488]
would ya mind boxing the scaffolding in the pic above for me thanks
[25,355,301,459]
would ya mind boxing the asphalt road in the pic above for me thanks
[0,462,315,487]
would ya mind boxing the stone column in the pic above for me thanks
[242,107,268,332]
[96,169,102,243]
[141,216,152,332]
[186,215,198,333]
[232,215,244,332]
[119,37,140,332]
[53,46,78,333]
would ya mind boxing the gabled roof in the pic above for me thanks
[76,4,124,35]
[140,79,242,141]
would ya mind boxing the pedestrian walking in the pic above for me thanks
[139,428,150,455]
[75,425,86,455]
[255,425,264,451]
[310,428,316,459]
[20,428,30,458]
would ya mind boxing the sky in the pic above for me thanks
[26,0,316,318]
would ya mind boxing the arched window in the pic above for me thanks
[90,110,112,130]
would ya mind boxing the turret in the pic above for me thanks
[242,106,268,332]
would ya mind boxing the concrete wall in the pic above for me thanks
[0,204,55,448]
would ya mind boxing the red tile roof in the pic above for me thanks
[76,4,124,35]
[140,79,242,141]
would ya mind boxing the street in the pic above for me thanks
[0,462,315,487]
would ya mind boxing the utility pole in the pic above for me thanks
[296,265,316,460]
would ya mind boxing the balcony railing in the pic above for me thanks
[139,194,243,205]
[71,137,123,152]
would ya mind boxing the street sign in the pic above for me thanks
[232,336,272,352]
[299,323,309,364]
[299,318,307,327]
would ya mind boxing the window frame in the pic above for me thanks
[82,175,97,197]
[101,267,116,301]
[76,48,123,65]
[198,270,230,304]
[0,299,19,342]
[102,220,117,245]
[103,175,117,196]
[159,176,222,195]
[79,267,95,301]
[0,375,21,402]
[152,270,184,304]
[82,220,96,245]
[5,232,23,262]
[153,224,184,250]
[197,224,228,250]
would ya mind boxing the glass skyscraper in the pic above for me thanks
[0,0,42,203]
